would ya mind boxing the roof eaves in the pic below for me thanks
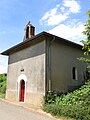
[1,31,82,55]
[1,31,46,55]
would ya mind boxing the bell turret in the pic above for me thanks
[23,21,35,41]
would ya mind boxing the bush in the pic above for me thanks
[43,80,90,120]
[44,91,65,104]
[44,104,90,120]
[0,74,7,94]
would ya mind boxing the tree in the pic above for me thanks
[80,9,90,77]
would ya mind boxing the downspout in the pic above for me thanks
[48,36,56,91]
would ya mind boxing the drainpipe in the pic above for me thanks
[48,36,55,91]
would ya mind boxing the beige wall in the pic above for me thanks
[50,40,86,92]
[6,36,87,106]
[6,40,46,106]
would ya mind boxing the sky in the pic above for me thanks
[0,0,90,74]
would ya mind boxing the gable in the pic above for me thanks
[9,40,45,64]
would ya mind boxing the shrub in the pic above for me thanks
[44,104,90,120]
[44,91,64,104]
[0,74,7,94]
[43,104,62,116]
[43,80,90,120]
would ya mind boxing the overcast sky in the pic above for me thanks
[0,0,90,74]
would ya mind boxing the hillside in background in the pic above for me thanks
[0,73,7,98]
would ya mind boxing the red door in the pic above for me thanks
[20,80,25,102]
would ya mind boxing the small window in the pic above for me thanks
[30,26,35,36]
[72,67,78,80]
[26,26,29,39]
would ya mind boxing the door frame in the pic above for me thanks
[19,80,25,102]
[17,74,27,102]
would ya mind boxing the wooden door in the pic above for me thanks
[20,80,25,102]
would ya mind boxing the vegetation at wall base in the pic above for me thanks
[43,80,90,120]
[0,73,7,98]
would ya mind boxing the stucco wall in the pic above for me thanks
[6,40,46,106]
[50,40,86,92]
[6,36,87,106]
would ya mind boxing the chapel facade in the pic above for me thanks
[1,22,87,106]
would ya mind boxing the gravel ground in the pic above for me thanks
[0,99,56,120]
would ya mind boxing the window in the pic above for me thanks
[26,26,29,39]
[30,26,35,36]
[72,67,78,80]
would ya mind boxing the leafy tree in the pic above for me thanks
[80,9,90,76]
